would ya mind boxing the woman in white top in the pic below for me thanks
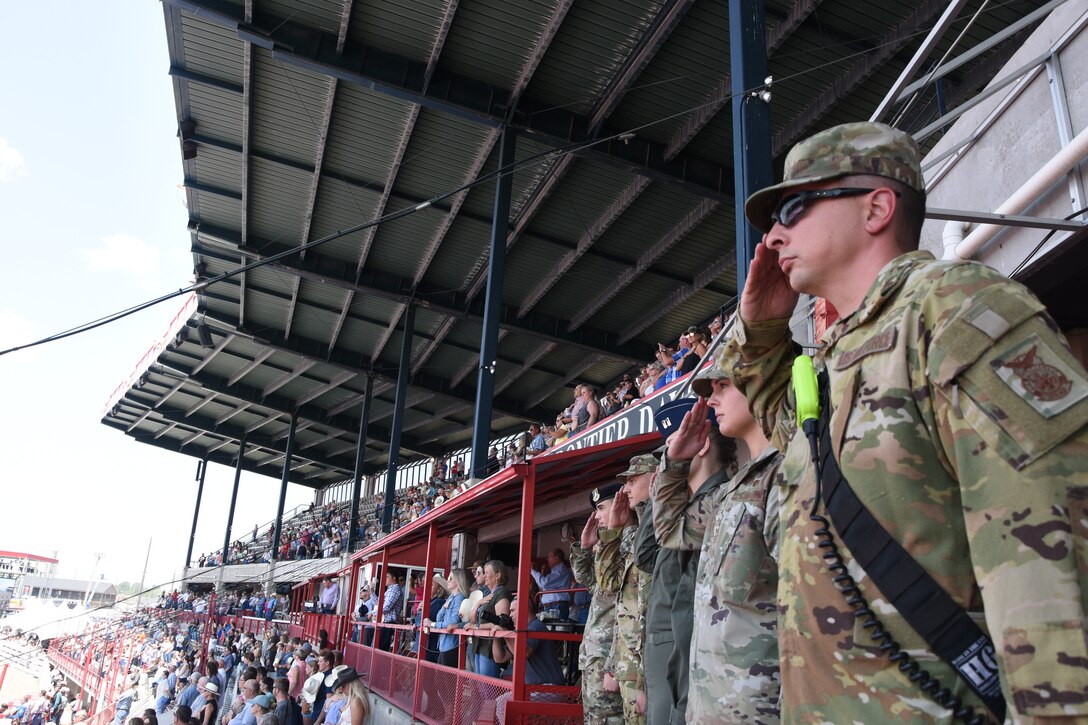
[323,667,369,725]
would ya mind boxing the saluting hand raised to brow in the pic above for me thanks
[580,512,599,549]
[667,397,711,461]
[740,238,800,323]
[607,489,632,529]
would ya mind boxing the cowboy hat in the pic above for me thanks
[458,590,484,622]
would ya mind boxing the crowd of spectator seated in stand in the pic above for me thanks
[190,313,724,571]
[509,314,725,455]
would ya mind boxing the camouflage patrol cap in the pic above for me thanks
[590,482,622,508]
[745,122,924,233]
[617,453,658,479]
[691,362,729,398]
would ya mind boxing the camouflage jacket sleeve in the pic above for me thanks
[921,267,1088,719]
[569,543,594,594]
[652,454,706,551]
[596,527,628,594]
[606,523,648,688]
[720,316,798,451]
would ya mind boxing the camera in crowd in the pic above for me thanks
[479,610,514,630]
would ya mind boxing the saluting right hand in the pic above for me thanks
[740,238,799,323]
[667,397,711,461]
[580,512,599,549]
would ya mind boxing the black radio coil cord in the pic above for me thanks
[802,420,991,725]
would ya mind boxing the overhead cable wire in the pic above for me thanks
[0,0,1037,359]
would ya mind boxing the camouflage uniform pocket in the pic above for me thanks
[1002,620,1088,716]
[930,291,1088,471]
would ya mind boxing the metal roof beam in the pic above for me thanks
[773,0,950,154]
[587,0,694,130]
[162,0,731,202]
[190,225,654,364]
[156,348,442,459]
[194,274,571,378]
[190,333,233,374]
[149,405,359,474]
[401,402,468,434]
[187,133,708,289]
[663,0,822,161]
[183,179,242,201]
[517,176,651,318]
[194,307,554,424]
[402,0,568,371]
[215,401,251,425]
[115,391,352,472]
[570,198,720,331]
[460,0,696,305]
[228,348,274,385]
[262,360,317,397]
[271,419,314,441]
[618,251,737,344]
[168,66,244,95]
[524,355,603,409]
[103,419,334,488]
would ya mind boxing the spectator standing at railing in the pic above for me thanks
[530,549,573,621]
[377,572,403,652]
[527,424,548,457]
[318,579,339,615]
[415,576,447,663]
[429,571,468,668]
[467,560,512,678]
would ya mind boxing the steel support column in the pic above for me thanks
[222,434,247,564]
[413,522,440,718]
[370,548,391,679]
[272,414,298,561]
[185,457,208,568]
[511,465,536,701]
[471,126,516,478]
[348,375,374,551]
[381,307,415,532]
[729,0,772,294]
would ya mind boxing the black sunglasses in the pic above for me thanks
[771,187,896,227]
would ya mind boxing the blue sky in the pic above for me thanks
[0,2,311,590]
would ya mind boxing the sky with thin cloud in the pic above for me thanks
[0,3,312,594]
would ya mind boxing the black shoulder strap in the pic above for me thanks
[815,371,1006,721]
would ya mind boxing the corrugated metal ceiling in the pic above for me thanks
[101,0,1052,486]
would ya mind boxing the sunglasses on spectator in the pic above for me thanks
[771,187,898,227]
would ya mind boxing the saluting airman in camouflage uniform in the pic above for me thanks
[598,454,658,724]
[655,364,784,725]
[572,483,624,725]
[725,121,1088,722]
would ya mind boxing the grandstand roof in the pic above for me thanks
[0,551,59,564]
[186,558,341,585]
[19,576,117,596]
[102,0,1052,486]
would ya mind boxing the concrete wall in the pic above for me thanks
[920,2,1088,275]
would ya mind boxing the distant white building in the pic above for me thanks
[10,575,117,609]
[0,550,58,577]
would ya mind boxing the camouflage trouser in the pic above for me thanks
[618,680,644,725]
[581,658,624,725]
